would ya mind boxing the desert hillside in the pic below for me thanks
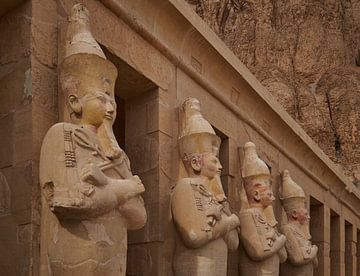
[185,0,360,185]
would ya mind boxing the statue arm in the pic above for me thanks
[239,211,287,261]
[282,226,318,266]
[171,179,239,249]
[223,228,239,252]
[119,196,147,230]
[40,123,144,220]
[221,201,239,251]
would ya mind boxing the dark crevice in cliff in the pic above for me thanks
[325,92,342,160]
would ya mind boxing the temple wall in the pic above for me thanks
[0,2,33,274]
[0,0,359,275]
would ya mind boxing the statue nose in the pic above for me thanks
[106,103,114,114]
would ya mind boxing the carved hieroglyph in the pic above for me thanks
[39,4,146,275]
[171,98,240,276]
[238,142,287,276]
[279,170,318,276]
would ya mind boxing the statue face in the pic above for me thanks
[200,152,222,180]
[259,182,274,208]
[294,208,310,225]
[80,91,116,128]
[253,178,274,208]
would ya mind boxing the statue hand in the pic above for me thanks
[206,205,223,221]
[128,175,145,195]
[226,214,240,230]
[111,176,145,204]
[81,163,109,186]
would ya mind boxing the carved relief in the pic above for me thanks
[238,142,287,276]
[0,172,10,215]
[39,4,146,275]
[279,170,318,276]
[171,98,240,276]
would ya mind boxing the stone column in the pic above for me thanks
[310,201,330,276]
[330,213,345,276]
[357,231,360,276]
[345,222,357,276]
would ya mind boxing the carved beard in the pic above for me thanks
[301,223,312,240]
[97,119,122,160]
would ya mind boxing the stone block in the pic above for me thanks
[128,168,162,244]
[146,99,159,134]
[0,213,31,275]
[158,101,173,137]
[126,133,159,174]
[32,0,57,23]
[159,132,173,180]
[17,222,32,243]
[0,2,31,64]
[13,107,32,164]
[127,244,154,276]
[0,171,11,216]
[0,60,31,117]
[126,100,147,139]
[0,113,14,168]
[8,161,32,214]
[31,0,57,68]
[31,21,57,69]
[31,60,58,112]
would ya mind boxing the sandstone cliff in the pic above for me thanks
[185,0,360,185]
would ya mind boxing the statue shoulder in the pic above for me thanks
[280,223,292,233]
[43,122,77,141]
[173,178,195,192]
[40,122,78,183]
[239,208,261,220]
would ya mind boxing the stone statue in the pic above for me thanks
[39,4,146,275]
[279,170,318,276]
[171,98,240,276]
[238,142,287,276]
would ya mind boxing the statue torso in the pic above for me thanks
[280,223,314,276]
[239,208,280,276]
[40,123,131,275]
[172,177,228,276]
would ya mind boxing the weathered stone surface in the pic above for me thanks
[279,170,318,276]
[172,98,239,275]
[185,0,360,185]
[239,141,287,276]
[39,4,146,275]
[0,172,10,215]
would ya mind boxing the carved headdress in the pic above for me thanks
[279,170,306,212]
[241,142,270,179]
[60,3,121,160]
[60,3,118,99]
[178,98,221,159]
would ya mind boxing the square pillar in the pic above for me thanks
[330,212,345,276]
[345,221,356,276]
[357,230,360,276]
[310,198,330,276]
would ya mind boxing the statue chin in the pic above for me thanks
[97,120,122,160]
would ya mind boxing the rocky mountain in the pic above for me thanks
[185,0,360,185]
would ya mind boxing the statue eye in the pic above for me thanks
[97,95,106,103]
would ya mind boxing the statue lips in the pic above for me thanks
[105,114,113,120]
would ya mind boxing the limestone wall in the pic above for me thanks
[0,0,58,274]
[0,2,33,274]
[0,0,359,275]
